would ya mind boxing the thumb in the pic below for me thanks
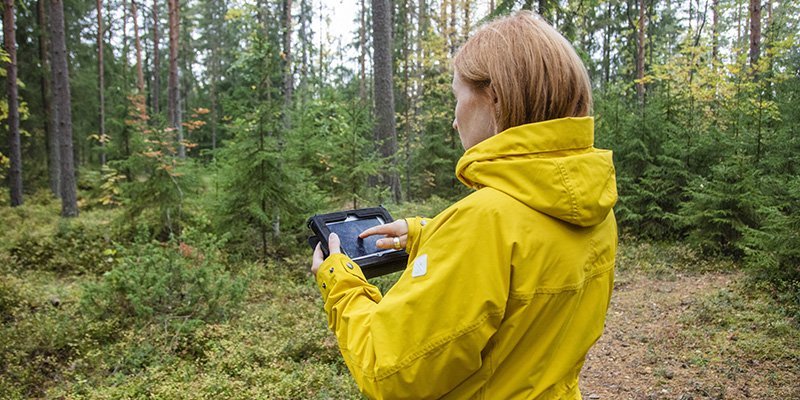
[328,233,341,255]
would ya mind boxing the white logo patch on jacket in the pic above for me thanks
[412,254,428,277]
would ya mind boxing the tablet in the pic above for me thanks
[308,207,409,278]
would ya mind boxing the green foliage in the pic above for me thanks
[614,240,714,278]
[8,222,116,275]
[743,177,800,311]
[0,267,115,399]
[81,232,249,336]
[598,84,689,240]
[684,285,800,362]
[117,117,201,240]
[0,274,32,323]
[680,156,763,257]
[0,238,360,399]
[77,164,125,209]
[290,93,383,209]
[212,30,331,258]
[1,196,118,275]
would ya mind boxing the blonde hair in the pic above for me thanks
[453,11,592,132]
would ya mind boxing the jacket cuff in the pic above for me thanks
[404,217,430,258]
[315,253,369,301]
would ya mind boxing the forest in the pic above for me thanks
[1,0,798,398]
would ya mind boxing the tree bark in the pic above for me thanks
[463,0,471,42]
[49,0,78,217]
[282,0,293,131]
[97,0,106,166]
[298,0,308,86]
[602,0,612,86]
[132,0,145,93]
[152,0,160,115]
[206,1,223,150]
[372,0,400,201]
[636,0,646,106]
[359,0,367,102]
[37,0,60,196]
[449,0,456,55]
[402,0,412,201]
[712,0,719,65]
[4,0,22,206]
[167,0,184,157]
[749,0,761,68]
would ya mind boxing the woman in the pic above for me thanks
[311,11,617,400]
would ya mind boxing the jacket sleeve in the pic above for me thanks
[315,205,510,399]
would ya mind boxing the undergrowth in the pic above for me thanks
[2,195,797,399]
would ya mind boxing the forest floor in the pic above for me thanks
[580,264,800,399]
[1,199,798,399]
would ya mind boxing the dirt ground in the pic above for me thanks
[579,269,799,400]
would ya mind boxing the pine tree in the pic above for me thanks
[36,0,60,197]
[372,0,400,201]
[48,0,78,217]
[96,0,106,166]
[3,0,22,206]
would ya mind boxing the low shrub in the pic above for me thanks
[80,232,250,341]
[0,274,32,323]
[8,216,118,275]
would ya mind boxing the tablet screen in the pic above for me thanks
[327,216,385,260]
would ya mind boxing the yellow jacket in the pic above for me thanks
[316,117,618,399]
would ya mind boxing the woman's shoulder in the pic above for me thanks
[432,187,537,228]
[458,187,533,214]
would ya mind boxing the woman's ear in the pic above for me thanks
[488,83,499,104]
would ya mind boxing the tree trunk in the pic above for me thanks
[282,0,293,131]
[372,0,400,201]
[179,2,191,155]
[463,0,471,42]
[209,63,218,150]
[736,0,742,51]
[208,2,221,151]
[49,0,78,217]
[449,0,456,55]
[167,0,184,157]
[712,0,719,65]
[402,0,412,201]
[132,0,145,93]
[152,0,160,115]
[636,0,646,106]
[298,0,308,87]
[602,0,612,86]
[359,0,367,102]
[749,0,760,69]
[121,0,129,96]
[38,0,60,197]
[97,0,106,166]
[4,0,22,206]
[767,0,772,31]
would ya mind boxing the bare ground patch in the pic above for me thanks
[580,269,800,400]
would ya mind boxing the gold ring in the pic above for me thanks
[392,237,402,250]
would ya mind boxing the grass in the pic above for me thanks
[1,197,798,399]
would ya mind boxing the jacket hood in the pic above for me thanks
[456,117,617,227]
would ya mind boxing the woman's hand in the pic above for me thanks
[359,219,409,250]
[311,233,341,276]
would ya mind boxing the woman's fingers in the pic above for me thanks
[328,233,341,255]
[359,219,409,239]
[311,233,342,276]
[311,242,324,275]
[358,223,394,238]
[374,234,408,249]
